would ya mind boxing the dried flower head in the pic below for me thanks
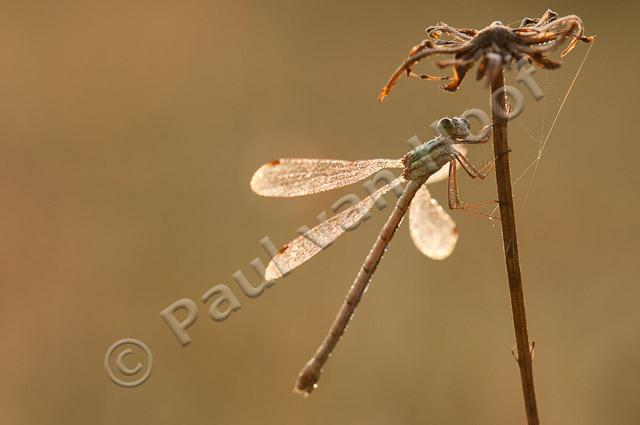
[379,9,594,101]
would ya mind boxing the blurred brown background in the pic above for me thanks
[0,0,637,424]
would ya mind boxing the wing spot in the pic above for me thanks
[266,159,281,167]
[278,244,289,254]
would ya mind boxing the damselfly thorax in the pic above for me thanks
[403,137,457,180]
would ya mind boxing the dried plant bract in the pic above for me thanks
[379,9,594,101]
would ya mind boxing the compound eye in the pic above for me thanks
[438,117,454,132]
[437,118,455,137]
[458,118,471,132]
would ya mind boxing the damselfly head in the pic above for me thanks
[437,116,471,139]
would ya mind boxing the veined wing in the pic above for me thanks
[251,158,402,197]
[409,185,458,260]
[265,177,405,280]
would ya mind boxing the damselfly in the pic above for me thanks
[251,116,495,395]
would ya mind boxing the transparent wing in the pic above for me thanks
[251,158,403,197]
[265,177,405,280]
[409,185,458,260]
[427,145,467,184]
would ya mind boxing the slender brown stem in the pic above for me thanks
[490,69,540,425]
